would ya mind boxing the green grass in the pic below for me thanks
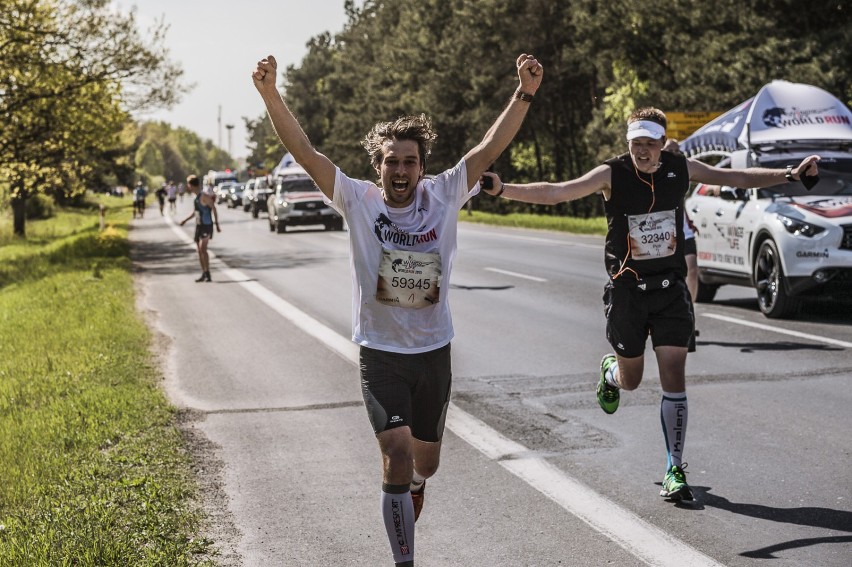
[460,209,607,235]
[0,195,213,566]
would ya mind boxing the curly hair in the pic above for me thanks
[361,114,438,170]
[627,107,667,130]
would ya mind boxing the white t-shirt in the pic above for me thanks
[327,160,478,353]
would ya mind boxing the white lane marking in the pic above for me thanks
[703,313,852,349]
[164,215,722,566]
[485,267,547,282]
[449,409,721,567]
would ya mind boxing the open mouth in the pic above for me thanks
[391,179,409,192]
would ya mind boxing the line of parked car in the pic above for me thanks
[214,166,344,233]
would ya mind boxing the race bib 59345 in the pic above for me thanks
[375,249,441,308]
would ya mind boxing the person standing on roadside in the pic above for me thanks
[253,52,542,567]
[179,174,220,282]
[663,138,701,351]
[132,181,147,219]
[480,108,819,503]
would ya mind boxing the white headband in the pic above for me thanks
[626,120,666,140]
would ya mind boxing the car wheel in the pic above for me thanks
[753,239,799,318]
[695,280,719,303]
[276,221,287,234]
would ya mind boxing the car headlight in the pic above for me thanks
[776,213,825,237]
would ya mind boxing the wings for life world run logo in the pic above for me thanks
[373,213,437,246]
[762,106,850,128]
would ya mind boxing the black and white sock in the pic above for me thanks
[660,391,688,469]
[381,483,415,565]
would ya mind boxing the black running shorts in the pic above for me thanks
[359,343,452,442]
[603,277,694,358]
[194,224,214,243]
[683,237,697,256]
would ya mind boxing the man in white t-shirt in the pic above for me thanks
[253,53,542,566]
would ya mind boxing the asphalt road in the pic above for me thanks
[131,199,852,566]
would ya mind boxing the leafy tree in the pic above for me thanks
[0,0,184,235]
[244,114,281,174]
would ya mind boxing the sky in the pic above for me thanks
[110,0,356,162]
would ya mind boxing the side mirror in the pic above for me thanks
[719,186,748,201]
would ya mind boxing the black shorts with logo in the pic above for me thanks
[359,343,452,442]
[603,276,694,358]
[194,223,214,243]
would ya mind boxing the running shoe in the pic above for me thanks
[411,481,425,522]
[660,463,694,501]
[597,354,620,414]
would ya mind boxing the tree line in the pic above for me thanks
[0,0,231,236]
[3,1,849,236]
[245,0,850,217]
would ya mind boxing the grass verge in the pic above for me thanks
[0,195,213,565]
[460,209,607,235]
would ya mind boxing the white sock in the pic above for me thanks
[660,391,688,469]
[410,471,425,493]
[605,362,620,389]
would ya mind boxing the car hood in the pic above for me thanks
[785,195,852,219]
[282,191,325,201]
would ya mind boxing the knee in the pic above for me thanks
[415,459,440,479]
[382,442,413,472]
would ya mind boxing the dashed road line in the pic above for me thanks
[485,267,547,282]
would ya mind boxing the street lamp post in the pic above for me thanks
[225,124,234,159]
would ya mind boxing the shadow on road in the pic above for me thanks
[695,487,852,558]
[696,339,844,354]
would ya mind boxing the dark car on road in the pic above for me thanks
[225,183,246,208]
[248,177,273,218]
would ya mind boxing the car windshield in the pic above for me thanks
[758,170,852,199]
[279,179,319,193]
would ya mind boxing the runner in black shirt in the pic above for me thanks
[481,107,819,502]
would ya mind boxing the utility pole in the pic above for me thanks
[218,105,222,150]
[225,124,234,158]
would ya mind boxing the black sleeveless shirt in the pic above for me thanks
[602,151,690,281]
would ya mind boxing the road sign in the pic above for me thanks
[666,111,724,140]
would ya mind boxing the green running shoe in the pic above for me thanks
[660,463,694,501]
[597,354,620,414]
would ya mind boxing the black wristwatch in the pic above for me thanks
[785,165,795,182]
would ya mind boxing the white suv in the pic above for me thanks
[686,151,852,318]
[266,166,344,234]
